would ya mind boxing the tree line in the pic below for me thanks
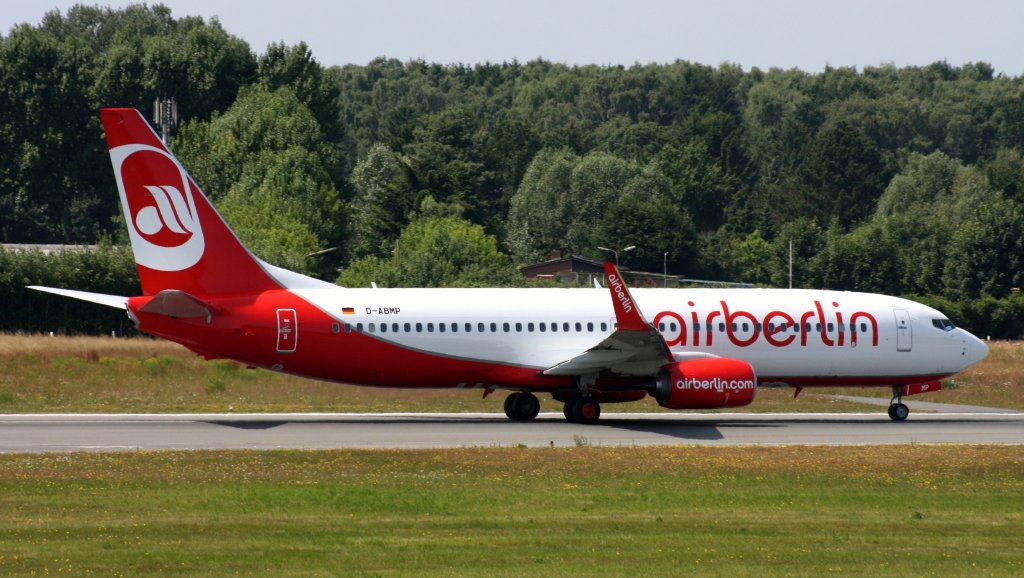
[2,4,1024,337]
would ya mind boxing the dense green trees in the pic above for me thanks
[338,213,520,288]
[4,5,1024,336]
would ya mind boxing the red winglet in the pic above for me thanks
[604,262,649,331]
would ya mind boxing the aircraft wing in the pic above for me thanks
[543,262,674,377]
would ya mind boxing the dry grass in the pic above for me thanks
[0,334,1019,413]
[0,332,186,360]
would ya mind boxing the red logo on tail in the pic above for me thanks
[111,144,205,271]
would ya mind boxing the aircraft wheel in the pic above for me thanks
[571,398,601,425]
[505,392,540,421]
[513,392,541,421]
[504,393,522,420]
[888,403,910,421]
[563,399,578,422]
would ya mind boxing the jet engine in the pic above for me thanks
[653,358,757,409]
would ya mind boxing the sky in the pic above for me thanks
[2,0,1024,75]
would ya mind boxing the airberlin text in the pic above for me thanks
[654,300,879,349]
[607,274,633,313]
[677,377,755,392]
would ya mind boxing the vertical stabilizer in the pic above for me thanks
[101,108,279,297]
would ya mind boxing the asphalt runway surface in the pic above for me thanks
[2,409,1023,452]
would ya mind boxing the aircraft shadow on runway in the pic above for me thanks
[596,418,784,441]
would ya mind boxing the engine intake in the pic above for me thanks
[653,358,757,409]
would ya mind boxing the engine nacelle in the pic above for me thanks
[653,358,757,409]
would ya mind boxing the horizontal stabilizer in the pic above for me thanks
[27,286,128,309]
[139,290,217,322]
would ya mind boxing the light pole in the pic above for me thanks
[663,252,669,288]
[597,245,635,266]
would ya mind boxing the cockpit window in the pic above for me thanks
[932,318,955,332]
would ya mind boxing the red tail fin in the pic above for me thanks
[101,108,279,297]
[603,262,650,331]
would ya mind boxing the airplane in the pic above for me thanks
[30,108,990,423]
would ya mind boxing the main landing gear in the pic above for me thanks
[563,397,601,424]
[504,392,541,421]
[888,386,910,421]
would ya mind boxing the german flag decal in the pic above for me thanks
[342,307,355,315]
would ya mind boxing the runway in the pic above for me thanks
[2,411,1023,452]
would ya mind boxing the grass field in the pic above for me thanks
[0,445,1021,576]
[0,333,1018,414]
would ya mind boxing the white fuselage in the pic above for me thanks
[288,285,989,386]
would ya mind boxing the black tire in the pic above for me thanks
[513,392,541,421]
[890,403,910,421]
[563,398,578,422]
[571,398,601,425]
[504,393,521,420]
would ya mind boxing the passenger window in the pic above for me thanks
[516,322,522,332]
[827,323,834,332]
[439,323,445,333]
[332,323,340,334]
[357,323,364,332]
[465,323,472,332]
[528,322,535,332]
[503,322,510,332]
[731,323,738,331]
[381,323,388,333]
[344,323,352,333]
[551,323,558,333]
[540,323,546,332]
[719,323,725,332]
[575,322,582,332]
[659,322,666,331]
[587,322,594,331]
[416,323,423,332]
[369,323,376,333]
[490,322,497,332]
[861,323,867,332]
[427,323,434,332]
[404,323,411,332]
[600,322,607,331]
[563,322,569,332]
[478,323,485,332]
[816,323,822,332]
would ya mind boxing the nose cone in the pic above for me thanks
[961,331,989,369]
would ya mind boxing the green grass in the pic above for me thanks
[0,446,1022,576]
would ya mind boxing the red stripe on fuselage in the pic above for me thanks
[129,291,573,390]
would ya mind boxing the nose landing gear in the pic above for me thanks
[888,386,910,421]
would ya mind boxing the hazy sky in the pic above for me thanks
[3,0,1023,75]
